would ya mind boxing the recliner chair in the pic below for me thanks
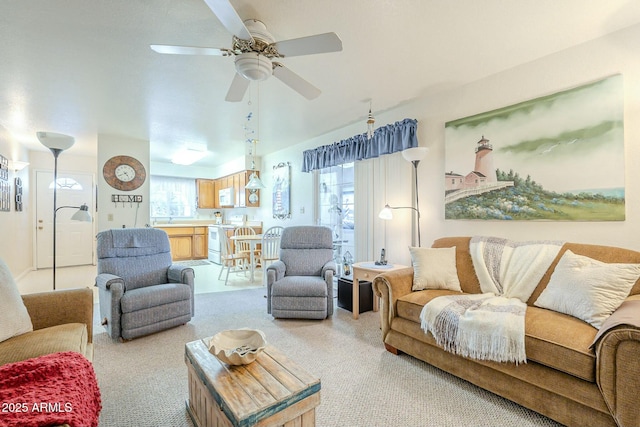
[95,228,195,340]
[266,226,336,319]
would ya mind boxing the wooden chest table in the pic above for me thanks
[185,338,321,427]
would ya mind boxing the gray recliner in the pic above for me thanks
[95,228,195,340]
[266,226,336,319]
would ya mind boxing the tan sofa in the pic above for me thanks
[0,288,94,366]
[373,237,640,427]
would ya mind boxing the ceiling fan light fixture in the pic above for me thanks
[235,52,272,81]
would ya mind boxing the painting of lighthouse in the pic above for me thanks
[444,74,624,221]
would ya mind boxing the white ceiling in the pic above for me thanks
[2,0,640,168]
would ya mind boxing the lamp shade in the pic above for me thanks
[70,204,92,222]
[36,132,75,151]
[378,204,393,220]
[245,172,266,190]
[402,146,429,162]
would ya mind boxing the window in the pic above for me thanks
[150,176,196,218]
[317,162,355,276]
[49,177,83,190]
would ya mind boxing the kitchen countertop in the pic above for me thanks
[153,222,261,229]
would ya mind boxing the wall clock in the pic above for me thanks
[103,155,146,191]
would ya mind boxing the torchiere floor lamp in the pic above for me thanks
[379,146,429,247]
[37,132,92,290]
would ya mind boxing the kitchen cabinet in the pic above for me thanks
[196,179,216,209]
[243,171,261,207]
[193,227,207,258]
[196,170,261,210]
[156,226,208,261]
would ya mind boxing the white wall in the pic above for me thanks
[0,125,31,278]
[97,134,150,231]
[260,23,640,260]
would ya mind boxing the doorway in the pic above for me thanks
[36,170,94,269]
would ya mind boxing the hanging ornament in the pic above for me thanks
[367,101,375,140]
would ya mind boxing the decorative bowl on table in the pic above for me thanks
[208,328,267,365]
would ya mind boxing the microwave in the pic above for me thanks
[219,187,234,206]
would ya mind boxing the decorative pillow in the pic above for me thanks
[534,250,640,329]
[410,246,461,292]
[0,258,33,342]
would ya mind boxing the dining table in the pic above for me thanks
[229,234,263,283]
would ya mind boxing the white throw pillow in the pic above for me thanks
[0,258,33,342]
[410,246,461,292]
[534,250,640,329]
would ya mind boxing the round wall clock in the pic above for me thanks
[103,155,146,191]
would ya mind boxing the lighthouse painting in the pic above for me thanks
[444,74,624,221]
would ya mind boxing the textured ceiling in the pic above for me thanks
[2,0,640,167]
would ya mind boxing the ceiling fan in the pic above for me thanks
[151,0,343,102]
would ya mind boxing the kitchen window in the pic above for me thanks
[150,175,196,218]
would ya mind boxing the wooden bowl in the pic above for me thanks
[208,329,267,365]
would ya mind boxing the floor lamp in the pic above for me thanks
[37,132,92,290]
[379,147,429,247]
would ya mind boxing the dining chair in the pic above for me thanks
[219,231,250,286]
[259,226,284,279]
[233,226,257,269]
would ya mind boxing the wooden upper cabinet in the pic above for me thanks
[213,179,221,209]
[196,179,216,209]
[197,171,261,209]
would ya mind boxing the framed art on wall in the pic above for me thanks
[444,74,624,221]
[273,162,291,219]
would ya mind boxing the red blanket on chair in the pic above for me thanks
[0,351,101,427]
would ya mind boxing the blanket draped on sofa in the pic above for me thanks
[0,351,102,427]
[420,236,563,363]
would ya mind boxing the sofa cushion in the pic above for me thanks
[0,258,33,343]
[535,250,640,329]
[409,247,461,292]
[0,323,87,366]
[525,306,597,382]
[120,283,191,313]
[397,289,598,382]
[396,289,462,321]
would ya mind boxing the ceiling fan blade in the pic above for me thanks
[225,72,250,102]
[273,32,343,57]
[204,0,253,41]
[150,44,232,56]
[272,64,321,100]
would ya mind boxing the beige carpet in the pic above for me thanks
[92,288,562,427]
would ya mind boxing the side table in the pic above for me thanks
[351,262,410,320]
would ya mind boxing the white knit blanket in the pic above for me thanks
[420,236,564,364]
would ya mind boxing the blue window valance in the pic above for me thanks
[301,118,418,172]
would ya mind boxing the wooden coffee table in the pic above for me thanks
[185,338,321,427]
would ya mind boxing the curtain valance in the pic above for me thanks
[301,118,418,172]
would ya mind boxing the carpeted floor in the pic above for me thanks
[92,288,562,427]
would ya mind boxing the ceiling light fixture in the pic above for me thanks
[171,149,208,165]
[367,101,375,140]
